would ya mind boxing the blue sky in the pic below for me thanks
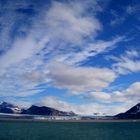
[0,0,140,115]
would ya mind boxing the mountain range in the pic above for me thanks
[1,101,140,119]
[0,102,75,116]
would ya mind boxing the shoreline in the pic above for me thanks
[0,118,140,123]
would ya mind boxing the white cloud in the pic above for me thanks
[84,92,111,101]
[112,50,140,74]
[0,37,35,69]
[0,34,49,71]
[48,62,117,94]
[38,96,133,115]
[44,1,101,44]
[66,36,124,64]
[0,0,41,53]
[0,71,45,97]
[0,57,48,97]
[84,82,140,104]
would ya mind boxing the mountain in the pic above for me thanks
[0,102,75,116]
[115,103,140,119]
[0,102,21,114]
[21,105,75,116]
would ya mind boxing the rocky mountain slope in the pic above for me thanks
[0,102,75,116]
[115,103,140,119]
[0,102,21,114]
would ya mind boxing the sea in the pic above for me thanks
[0,121,140,140]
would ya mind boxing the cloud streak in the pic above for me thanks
[112,50,140,74]
[48,62,117,94]
[84,82,140,105]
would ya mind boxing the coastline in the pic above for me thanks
[0,118,140,123]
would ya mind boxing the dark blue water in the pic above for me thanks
[0,121,140,140]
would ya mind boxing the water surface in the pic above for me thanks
[0,121,140,140]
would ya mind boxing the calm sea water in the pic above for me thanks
[0,121,140,140]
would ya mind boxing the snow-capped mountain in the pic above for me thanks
[0,102,75,116]
[115,103,140,119]
[0,102,22,114]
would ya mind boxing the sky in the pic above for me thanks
[0,0,140,115]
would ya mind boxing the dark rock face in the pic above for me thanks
[0,102,15,108]
[21,105,62,115]
[115,103,140,119]
[0,102,76,116]
[0,102,15,113]
[21,105,75,116]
